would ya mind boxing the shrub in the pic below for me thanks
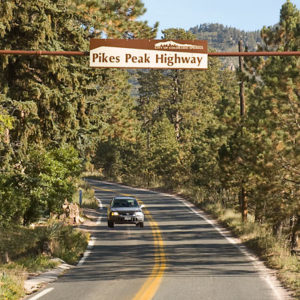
[0,265,25,300]
[52,226,89,265]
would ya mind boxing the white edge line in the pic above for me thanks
[77,250,91,266]
[77,195,103,267]
[28,288,54,300]
[95,196,103,209]
[77,235,96,266]
[175,197,288,300]
[95,197,103,225]
[96,216,102,225]
[88,236,95,247]
[93,180,291,300]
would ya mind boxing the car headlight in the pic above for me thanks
[111,212,119,216]
[134,212,144,217]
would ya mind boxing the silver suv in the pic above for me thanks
[107,196,145,228]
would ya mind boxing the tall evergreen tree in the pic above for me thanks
[240,0,300,234]
[72,0,158,39]
[135,28,230,187]
[0,0,157,225]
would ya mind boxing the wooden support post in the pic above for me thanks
[239,41,245,117]
[239,40,248,222]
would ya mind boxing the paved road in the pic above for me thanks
[30,179,289,300]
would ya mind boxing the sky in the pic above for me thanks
[139,0,300,37]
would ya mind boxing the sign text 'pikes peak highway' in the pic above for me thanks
[90,39,208,69]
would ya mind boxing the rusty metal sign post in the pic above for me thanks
[0,49,299,58]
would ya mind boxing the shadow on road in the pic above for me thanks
[56,182,260,285]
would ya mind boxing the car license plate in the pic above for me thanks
[124,216,131,220]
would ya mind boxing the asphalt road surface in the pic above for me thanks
[29,179,290,300]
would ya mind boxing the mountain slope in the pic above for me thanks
[190,23,263,67]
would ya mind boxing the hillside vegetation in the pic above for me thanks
[190,23,263,67]
[0,0,299,298]
[190,23,262,51]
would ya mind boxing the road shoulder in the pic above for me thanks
[24,208,101,297]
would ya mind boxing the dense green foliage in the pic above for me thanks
[0,0,157,226]
[0,0,299,296]
[0,0,299,280]
[242,0,300,234]
[94,1,299,251]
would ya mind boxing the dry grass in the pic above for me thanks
[0,265,26,300]
[73,180,98,209]
[0,222,89,299]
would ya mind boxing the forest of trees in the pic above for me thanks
[0,0,157,226]
[0,0,299,253]
[190,23,262,52]
[189,23,263,67]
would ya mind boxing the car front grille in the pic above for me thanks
[111,211,138,223]
[119,212,134,217]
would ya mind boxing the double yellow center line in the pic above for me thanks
[132,198,166,300]
[92,186,166,300]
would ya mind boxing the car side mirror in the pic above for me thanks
[140,204,145,209]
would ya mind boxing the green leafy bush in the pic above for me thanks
[0,223,89,265]
[0,145,82,227]
[52,226,89,265]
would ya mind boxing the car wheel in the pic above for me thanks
[139,222,144,228]
[108,221,114,228]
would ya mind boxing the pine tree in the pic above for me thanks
[148,115,181,186]
[241,0,300,234]
[0,0,157,225]
[195,68,239,193]
[72,0,158,39]
[135,28,228,187]
[0,0,91,154]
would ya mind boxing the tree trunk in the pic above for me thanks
[3,251,10,264]
[175,110,180,140]
[146,127,151,187]
[239,187,248,222]
[238,41,247,223]
[291,215,300,254]
[273,220,283,237]
[255,205,261,223]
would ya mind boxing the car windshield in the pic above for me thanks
[112,198,139,208]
